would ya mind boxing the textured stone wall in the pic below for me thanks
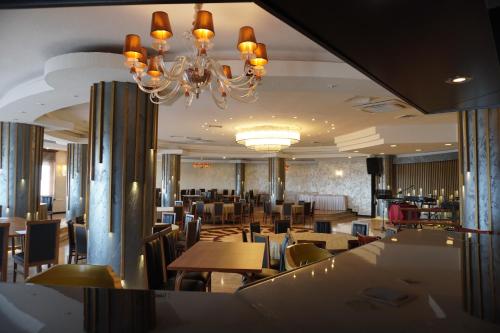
[285,158,371,215]
[66,143,88,221]
[179,162,235,191]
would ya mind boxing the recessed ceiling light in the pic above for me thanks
[327,130,330,133]
[292,157,296,160]
[249,116,253,119]
[446,76,472,84]
[272,115,276,118]
[416,149,422,152]
[354,150,359,153]
[348,156,352,159]
[328,84,336,89]
[292,116,297,119]
[214,119,217,122]
[229,117,232,120]
[444,143,452,146]
[307,134,311,137]
[324,120,328,124]
[204,122,208,125]
[390,144,397,148]
[380,153,385,155]
[222,156,226,159]
[311,118,316,121]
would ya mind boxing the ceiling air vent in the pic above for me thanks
[395,114,418,120]
[358,99,409,113]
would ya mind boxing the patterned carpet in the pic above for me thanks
[200,225,313,242]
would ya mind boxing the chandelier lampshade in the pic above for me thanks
[150,11,173,40]
[250,43,268,67]
[236,126,301,152]
[123,34,142,59]
[192,10,215,42]
[147,56,163,77]
[237,26,257,55]
[132,47,148,73]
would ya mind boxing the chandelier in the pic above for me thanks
[235,126,300,152]
[122,4,269,109]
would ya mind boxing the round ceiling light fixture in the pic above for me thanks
[445,76,472,84]
[235,125,300,152]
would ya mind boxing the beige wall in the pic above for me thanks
[245,163,268,193]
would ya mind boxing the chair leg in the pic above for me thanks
[68,252,73,264]
[25,264,30,280]
[13,262,17,282]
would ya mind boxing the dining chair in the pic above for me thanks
[174,200,183,206]
[13,219,61,282]
[75,215,85,224]
[243,202,254,222]
[190,189,195,195]
[232,202,243,225]
[298,200,305,205]
[231,189,235,196]
[310,201,316,220]
[161,212,176,224]
[351,221,369,236]
[303,202,311,225]
[314,220,332,234]
[143,231,168,290]
[174,206,184,225]
[384,227,398,238]
[252,233,280,270]
[249,222,261,242]
[357,234,381,245]
[213,202,224,224]
[241,229,248,243]
[68,220,79,264]
[154,228,207,291]
[194,201,205,221]
[274,220,291,234]
[0,223,9,282]
[275,199,284,205]
[74,224,88,264]
[176,217,199,254]
[263,201,279,225]
[284,243,332,270]
[282,202,293,221]
[223,189,229,195]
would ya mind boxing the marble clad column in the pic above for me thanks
[458,109,500,231]
[87,81,158,288]
[235,162,245,196]
[377,155,394,217]
[0,123,44,219]
[269,157,285,207]
[161,154,180,207]
[66,143,88,221]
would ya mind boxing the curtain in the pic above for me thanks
[40,151,56,196]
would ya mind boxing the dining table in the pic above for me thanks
[202,203,235,223]
[0,217,28,257]
[167,241,265,291]
[273,204,304,224]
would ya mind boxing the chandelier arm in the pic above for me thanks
[208,80,228,109]
[155,81,182,101]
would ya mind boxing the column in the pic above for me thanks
[458,109,500,231]
[87,81,158,289]
[0,123,44,219]
[376,155,394,218]
[269,157,285,207]
[161,154,180,207]
[66,143,88,221]
[235,162,245,196]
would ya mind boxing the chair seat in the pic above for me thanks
[166,276,206,291]
[13,252,25,264]
[270,259,280,270]
[170,271,210,283]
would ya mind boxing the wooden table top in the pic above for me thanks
[0,217,27,237]
[168,241,265,273]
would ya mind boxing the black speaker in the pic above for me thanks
[366,157,383,175]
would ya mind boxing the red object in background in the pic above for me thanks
[388,203,419,223]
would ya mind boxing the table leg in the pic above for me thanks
[206,272,212,292]
[11,237,15,258]
[174,270,186,291]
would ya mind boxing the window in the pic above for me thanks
[40,153,55,196]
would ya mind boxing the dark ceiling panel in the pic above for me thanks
[256,0,500,114]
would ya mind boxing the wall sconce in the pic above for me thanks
[335,170,343,177]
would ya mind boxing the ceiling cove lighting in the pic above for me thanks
[122,4,268,109]
[235,126,300,152]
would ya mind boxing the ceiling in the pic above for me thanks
[0,2,458,159]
